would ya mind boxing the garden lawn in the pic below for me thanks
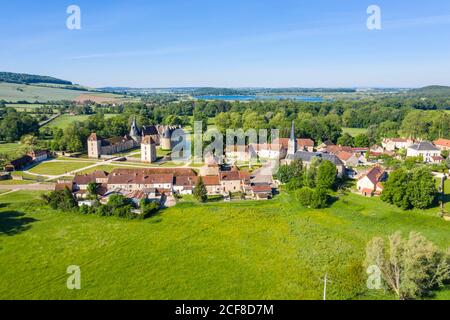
[0,190,449,300]
[28,161,98,175]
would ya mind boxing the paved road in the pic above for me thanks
[250,160,276,185]
[38,113,61,127]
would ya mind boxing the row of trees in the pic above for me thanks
[41,188,160,219]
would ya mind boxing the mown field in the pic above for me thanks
[28,161,100,175]
[0,189,448,300]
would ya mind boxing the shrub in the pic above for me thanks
[41,188,77,211]
[296,187,329,209]
[296,187,314,207]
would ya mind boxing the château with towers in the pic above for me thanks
[87,117,178,163]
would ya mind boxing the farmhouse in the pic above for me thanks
[406,141,441,163]
[249,143,286,160]
[357,166,387,197]
[73,170,109,190]
[219,166,250,194]
[382,138,415,151]
[335,150,366,167]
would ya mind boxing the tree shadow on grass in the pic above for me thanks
[0,211,38,236]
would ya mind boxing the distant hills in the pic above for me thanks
[410,85,450,96]
[0,71,72,85]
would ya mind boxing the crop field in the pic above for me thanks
[0,189,448,300]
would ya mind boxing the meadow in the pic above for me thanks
[42,114,118,130]
[0,142,26,155]
[0,190,448,300]
[342,127,368,137]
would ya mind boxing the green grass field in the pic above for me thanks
[42,114,118,130]
[342,127,368,137]
[28,161,99,175]
[0,82,122,103]
[43,115,91,129]
[0,189,448,300]
[0,142,26,155]
[0,82,88,102]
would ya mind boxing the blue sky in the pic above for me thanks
[0,0,449,88]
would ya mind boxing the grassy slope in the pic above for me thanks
[0,143,26,155]
[0,82,121,102]
[0,82,88,102]
[0,190,448,300]
[342,127,368,137]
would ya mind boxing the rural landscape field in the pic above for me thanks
[1,187,449,300]
[1,0,450,310]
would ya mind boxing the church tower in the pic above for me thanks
[129,117,141,144]
[288,121,297,155]
[141,135,157,163]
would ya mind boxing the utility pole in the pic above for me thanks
[322,273,331,301]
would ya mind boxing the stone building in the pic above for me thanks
[88,118,179,159]
[141,135,157,163]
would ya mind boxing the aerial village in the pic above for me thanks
[2,118,448,210]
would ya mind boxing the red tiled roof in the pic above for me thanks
[358,166,385,185]
[251,184,272,193]
[108,173,173,185]
[110,168,196,177]
[202,176,220,186]
[335,151,353,161]
[174,175,197,186]
[74,170,108,185]
[55,181,74,191]
[273,138,314,149]
[434,139,450,148]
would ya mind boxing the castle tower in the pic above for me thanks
[129,117,141,144]
[161,127,172,150]
[87,133,101,158]
[288,121,297,155]
[141,135,157,163]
